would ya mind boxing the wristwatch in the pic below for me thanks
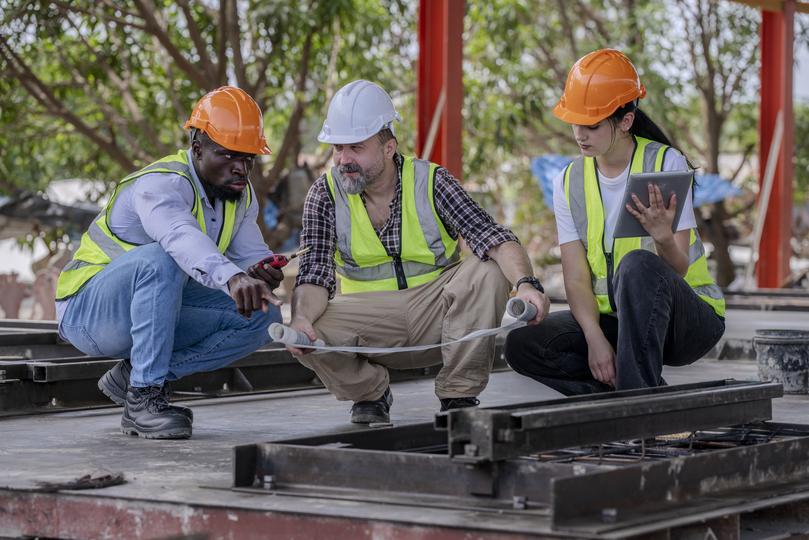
[515,276,544,294]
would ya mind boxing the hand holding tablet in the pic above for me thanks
[614,171,694,239]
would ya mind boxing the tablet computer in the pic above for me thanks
[613,170,694,239]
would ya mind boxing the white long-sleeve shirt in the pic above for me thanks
[56,149,271,321]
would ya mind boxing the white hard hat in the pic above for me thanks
[317,80,402,144]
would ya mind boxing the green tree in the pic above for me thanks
[0,0,414,247]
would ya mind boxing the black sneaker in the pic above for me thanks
[99,360,193,421]
[439,397,480,412]
[350,387,393,424]
[121,386,192,439]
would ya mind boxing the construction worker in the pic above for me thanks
[55,87,283,439]
[505,49,726,395]
[287,80,549,424]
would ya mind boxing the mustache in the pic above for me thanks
[339,164,362,175]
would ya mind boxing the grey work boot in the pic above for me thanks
[350,387,393,424]
[99,359,193,421]
[121,386,192,439]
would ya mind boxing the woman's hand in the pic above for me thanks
[626,183,677,243]
[586,331,616,387]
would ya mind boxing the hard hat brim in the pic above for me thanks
[552,101,613,126]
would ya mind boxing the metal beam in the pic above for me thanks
[758,0,795,287]
[417,0,464,179]
[443,381,782,464]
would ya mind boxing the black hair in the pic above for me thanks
[608,101,696,170]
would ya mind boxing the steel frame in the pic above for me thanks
[439,380,782,464]
[232,381,809,536]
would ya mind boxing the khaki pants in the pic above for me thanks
[297,256,510,402]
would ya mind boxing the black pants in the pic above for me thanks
[505,250,725,396]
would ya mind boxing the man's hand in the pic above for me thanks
[586,331,616,387]
[227,272,282,317]
[247,259,284,290]
[515,283,550,325]
[286,315,318,357]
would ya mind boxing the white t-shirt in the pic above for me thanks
[553,148,696,251]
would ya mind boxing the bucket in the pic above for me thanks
[753,329,809,394]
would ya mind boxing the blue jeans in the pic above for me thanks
[59,243,280,387]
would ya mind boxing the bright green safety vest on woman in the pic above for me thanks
[326,156,459,294]
[563,136,725,317]
[56,150,251,300]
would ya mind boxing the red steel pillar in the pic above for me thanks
[758,0,794,287]
[417,0,464,179]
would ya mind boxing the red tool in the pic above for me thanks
[259,246,312,269]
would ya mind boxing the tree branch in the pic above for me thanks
[176,0,217,78]
[0,40,135,171]
[132,0,212,89]
[260,29,315,193]
[226,0,248,89]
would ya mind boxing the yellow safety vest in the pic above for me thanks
[326,156,459,294]
[56,150,251,300]
[563,136,725,317]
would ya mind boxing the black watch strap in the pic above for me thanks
[515,276,544,294]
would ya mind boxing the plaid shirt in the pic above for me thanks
[296,154,519,298]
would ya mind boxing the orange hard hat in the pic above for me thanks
[552,49,646,125]
[184,86,271,155]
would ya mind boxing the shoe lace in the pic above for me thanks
[140,386,171,413]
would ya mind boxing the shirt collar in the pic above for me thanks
[186,148,214,209]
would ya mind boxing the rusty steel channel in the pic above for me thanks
[232,380,809,538]
[0,324,508,416]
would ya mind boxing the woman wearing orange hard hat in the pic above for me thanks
[505,49,725,395]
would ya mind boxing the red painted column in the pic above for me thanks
[417,0,464,180]
[758,1,795,288]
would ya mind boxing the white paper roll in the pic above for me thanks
[269,323,325,348]
[505,297,537,322]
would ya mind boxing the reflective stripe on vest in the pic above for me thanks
[56,150,251,300]
[326,156,459,294]
[564,136,725,317]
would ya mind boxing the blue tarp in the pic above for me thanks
[530,155,742,213]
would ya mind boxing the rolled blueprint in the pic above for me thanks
[505,297,538,322]
[269,323,325,348]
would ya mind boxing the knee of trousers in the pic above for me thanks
[239,305,282,345]
[462,258,511,299]
[504,326,551,375]
[129,243,188,286]
[614,250,665,290]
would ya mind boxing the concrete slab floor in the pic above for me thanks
[2,359,809,538]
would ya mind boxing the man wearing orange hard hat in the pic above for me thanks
[55,86,283,439]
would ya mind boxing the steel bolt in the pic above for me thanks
[512,495,527,510]
[263,474,275,489]
[0,369,6,380]
[602,507,618,523]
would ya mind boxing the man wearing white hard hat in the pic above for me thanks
[287,80,549,424]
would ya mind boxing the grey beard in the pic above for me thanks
[342,175,368,195]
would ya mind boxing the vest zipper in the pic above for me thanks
[392,254,408,290]
[605,249,617,312]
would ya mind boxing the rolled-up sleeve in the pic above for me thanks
[295,176,338,298]
[133,175,244,291]
[432,168,519,260]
